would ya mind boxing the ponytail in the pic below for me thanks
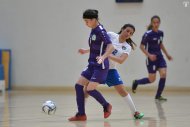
[126,38,137,50]
[147,24,153,30]
[118,24,137,50]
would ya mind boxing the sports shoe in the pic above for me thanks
[155,96,167,101]
[132,80,138,93]
[68,113,87,121]
[134,111,144,119]
[104,104,112,119]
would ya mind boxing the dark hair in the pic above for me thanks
[118,24,137,50]
[83,9,99,19]
[147,15,161,30]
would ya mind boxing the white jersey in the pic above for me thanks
[107,32,132,69]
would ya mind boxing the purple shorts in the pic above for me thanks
[81,65,109,84]
[146,56,167,73]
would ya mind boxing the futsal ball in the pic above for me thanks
[42,100,56,115]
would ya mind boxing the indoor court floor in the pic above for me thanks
[0,90,190,127]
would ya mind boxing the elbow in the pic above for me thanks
[118,60,125,64]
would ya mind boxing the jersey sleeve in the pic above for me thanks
[141,33,149,45]
[123,44,131,55]
[98,27,112,45]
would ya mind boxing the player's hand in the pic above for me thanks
[78,48,88,55]
[166,54,173,61]
[148,54,157,61]
[96,56,105,64]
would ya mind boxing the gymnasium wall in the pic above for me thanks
[0,0,189,88]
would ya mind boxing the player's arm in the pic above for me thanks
[140,44,149,57]
[160,43,173,61]
[108,53,128,64]
[140,33,156,61]
[97,44,114,64]
[78,48,90,54]
[140,33,154,58]
[140,44,157,61]
[97,29,115,64]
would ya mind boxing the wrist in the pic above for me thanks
[147,53,150,57]
[102,55,107,60]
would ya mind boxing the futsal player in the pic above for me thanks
[79,24,144,119]
[132,15,173,101]
[68,9,114,121]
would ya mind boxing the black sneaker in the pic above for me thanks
[132,80,138,93]
[155,96,167,101]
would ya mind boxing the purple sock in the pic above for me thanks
[75,84,85,115]
[87,90,109,108]
[156,78,166,98]
[136,78,150,85]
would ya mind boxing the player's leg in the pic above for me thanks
[155,67,167,101]
[69,67,91,121]
[86,69,112,119]
[155,57,167,101]
[86,81,112,119]
[132,73,156,93]
[114,85,144,119]
[132,62,157,93]
[106,69,143,119]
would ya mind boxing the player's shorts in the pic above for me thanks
[146,56,167,73]
[105,69,123,87]
[81,65,109,84]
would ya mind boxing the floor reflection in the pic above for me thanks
[69,101,168,127]
[0,93,10,127]
[155,101,167,127]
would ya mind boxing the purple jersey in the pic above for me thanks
[141,30,164,56]
[88,25,112,69]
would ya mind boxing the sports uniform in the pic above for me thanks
[103,32,144,119]
[105,32,131,87]
[81,25,111,84]
[141,30,166,73]
[132,30,168,101]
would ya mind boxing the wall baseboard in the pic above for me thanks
[12,86,190,93]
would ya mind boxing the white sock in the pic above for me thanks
[123,94,137,114]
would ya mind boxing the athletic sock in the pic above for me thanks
[87,90,109,108]
[75,84,85,115]
[123,94,137,113]
[156,78,166,98]
[136,78,150,85]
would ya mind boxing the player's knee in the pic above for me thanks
[149,77,156,83]
[115,87,128,97]
[76,77,89,86]
[160,72,167,78]
[118,90,128,97]
[86,86,96,91]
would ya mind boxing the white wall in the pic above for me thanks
[0,0,189,87]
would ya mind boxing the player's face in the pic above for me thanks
[151,18,160,31]
[121,27,134,39]
[83,19,96,28]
